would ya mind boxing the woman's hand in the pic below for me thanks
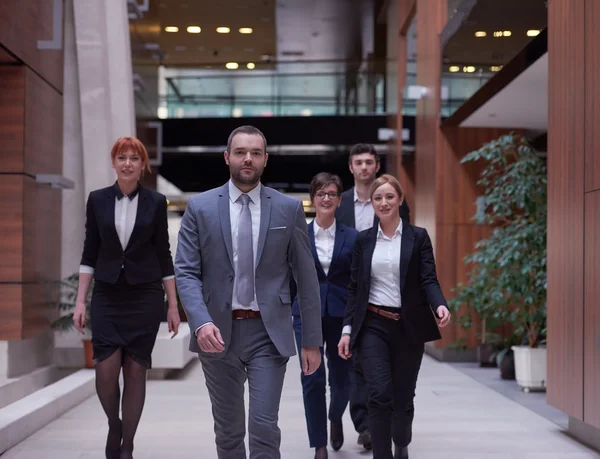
[73,302,87,334]
[337,335,352,359]
[436,305,451,328]
[167,306,180,338]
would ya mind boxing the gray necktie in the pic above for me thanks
[236,194,254,306]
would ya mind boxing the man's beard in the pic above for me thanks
[233,167,261,185]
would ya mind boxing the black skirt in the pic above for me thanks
[91,271,165,368]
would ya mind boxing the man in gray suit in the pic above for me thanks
[175,125,323,459]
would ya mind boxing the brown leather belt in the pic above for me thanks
[232,309,261,320]
[367,304,401,321]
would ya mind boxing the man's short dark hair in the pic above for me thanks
[227,125,267,152]
[349,143,380,163]
[309,172,343,201]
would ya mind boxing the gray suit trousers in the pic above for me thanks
[200,317,289,459]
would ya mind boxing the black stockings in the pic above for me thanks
[95,350,148,459]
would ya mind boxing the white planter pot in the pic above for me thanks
[511,345,547,392]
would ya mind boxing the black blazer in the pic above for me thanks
[343,223,446,349]
[80,184,174,285]
[335,187,411,228]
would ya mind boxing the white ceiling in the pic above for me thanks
[460,52,548,130]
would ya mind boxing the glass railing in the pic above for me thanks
[141,60,494,119]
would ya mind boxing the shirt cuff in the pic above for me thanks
[79,265,95,275]
[342,325,352,336]
[195,322,213,336]
[162,275,175,281]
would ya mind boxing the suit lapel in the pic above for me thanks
[340,189,355,227]
[126,186,149,251]
[363,228,377,285]
[329,223,346,275]
[105,187,122,249]
[255,186,271,268]
[218,185,234,268]
[400,223,414,292]
[308,222,326,278]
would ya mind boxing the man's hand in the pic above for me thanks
[436,306,451,328]
[197,324,225,353]
[301,347,321,375]
[337,335,352,360]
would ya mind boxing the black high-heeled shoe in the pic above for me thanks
[105,419,122,459]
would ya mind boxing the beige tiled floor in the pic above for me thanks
[3,355,599,458]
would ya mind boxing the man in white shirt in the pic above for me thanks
[334,143,411,450]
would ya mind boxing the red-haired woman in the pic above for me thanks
[73,137,180,459]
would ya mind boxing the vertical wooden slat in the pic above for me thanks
[546,0,585,420]
[0,66,25,173]
[585,0,600,193]
[583,191,600,429]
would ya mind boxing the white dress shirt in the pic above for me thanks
[79,191,174,281]
[228,180,261,311]
[314,220,336,275]
[353,188,375,232]
[342,220,402,336]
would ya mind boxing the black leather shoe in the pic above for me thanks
[314,446,328,459]
[330,421,344,451]
[394,445,409,459]
[357,430,372,450]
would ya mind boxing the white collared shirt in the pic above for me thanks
[79,193,174,280]
[314,220,336,275]
[353,187,375,232]
[228,180,262,311]
[368,221,402,308]
[342,220,402,336]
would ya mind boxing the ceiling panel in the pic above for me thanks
[130,0,276,68]
[442,0,547,68]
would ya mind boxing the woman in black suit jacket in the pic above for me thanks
[337,174,451,459]
[73,137,180,459]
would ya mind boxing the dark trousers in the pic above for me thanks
[358,311,424,459]
[349,353,370,433]
[293,314,352,448]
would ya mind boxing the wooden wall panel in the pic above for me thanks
[24,68,62,176]
[0,0,64,92]
[585,0,600,192]
[414,0,446,236]
[546,0,585,420]
[584,191,600,429]
[393,0,415,213]
[0,176,23,282]
[0,66,25,172]
[0,45,18,63]
[0,286,23,340]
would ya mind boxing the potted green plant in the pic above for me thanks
[449,133,547,390]
[52,273,94,368]
[486,331,523,380]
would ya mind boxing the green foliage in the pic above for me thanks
[448,133,547,348]
[51,273,93,333]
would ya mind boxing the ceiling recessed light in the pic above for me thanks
[239,27,253,34]
[187,26,201,34]
[164,26,179,33]
[527,29,541,37]
[300,109,312,116]
[217,27,231,34]
[449,65,460,72]
[490,65,502,72]
[474,31,486,37]
[463,66,476,73]
[247,62,255,69]
[502,30,512,37]
[225,62,239,69]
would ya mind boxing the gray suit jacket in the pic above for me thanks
[175,183,322,357]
